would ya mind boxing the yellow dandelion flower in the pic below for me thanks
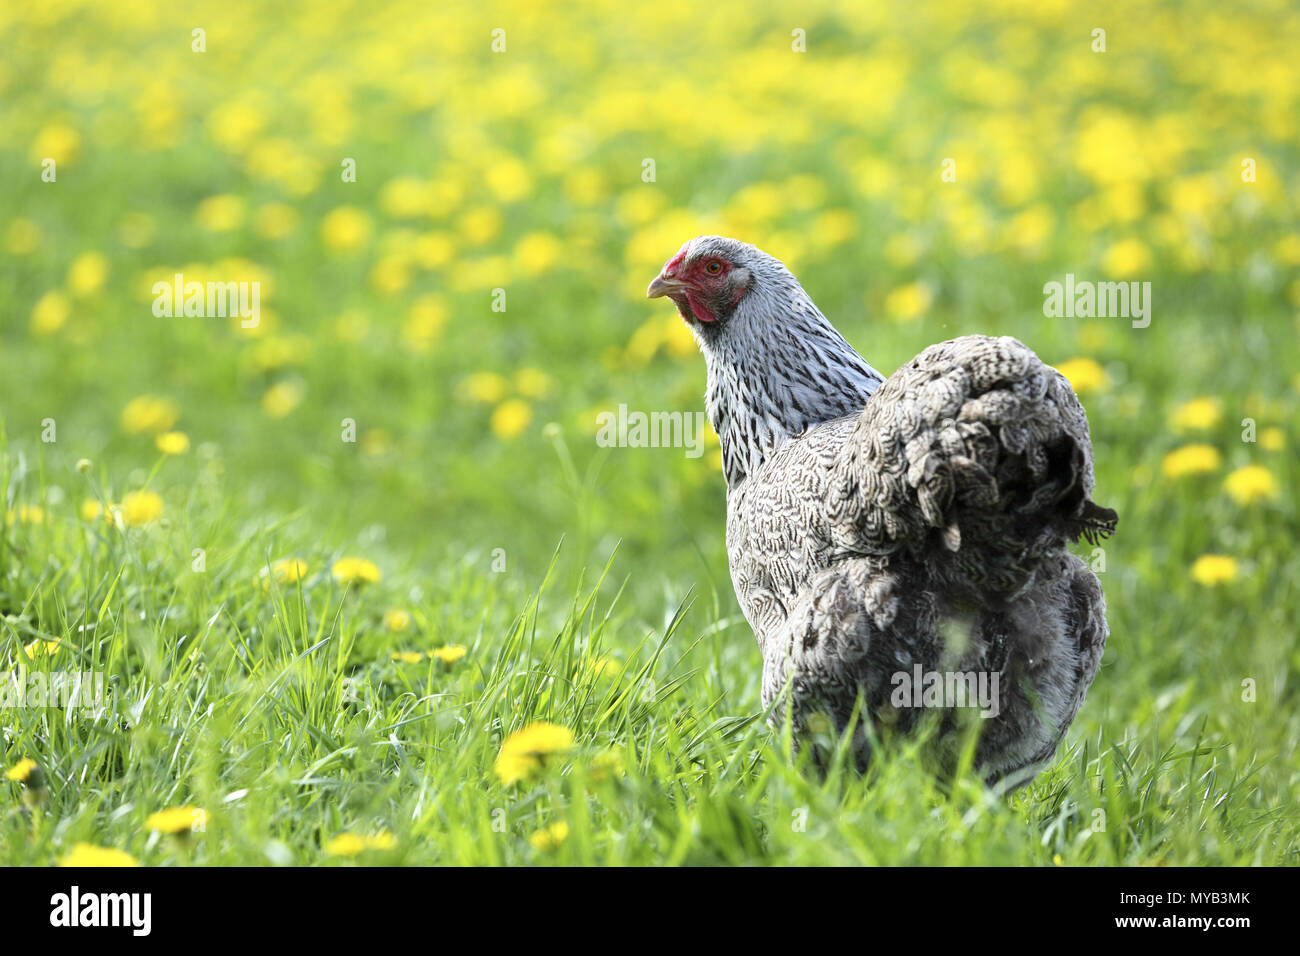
[31,122,80,166]
[30,290,71,335]
[1102,238,1153,278]
[514,367,552,398]
[1223,465,1280,505]
[80,498,116,524]
[331,557,382,585]
[1171,397,1222,431]
[457,372,509,404]
[484,156,533,202]
[432,645,467,666]
[1055,358,1109,395]
[272,557,310,584]
[262,381,304,419]
[8,504,46,525]
[494,721,574,785]
[457,206,502,245]
[59,844,139,868]
[383,608,412,632]
[491,399,532,439]
[390,650,424,664]
[321,206,372,252]
[1161,444,1221,479]
[1190,554,1238,587]
[324,831,395,857]
[120,490,164,527]
[195,194,246,232]
[155,431,190,455]
[24,639,60,658]
[379,177,432,218]
[253,202,298,240]
[513,232,562,275]
[121,395,180,434]
[412,231,455,270]
[528,821,570,851]
[66,252,108,296]
[145,806,207,835]
[1259,427,1284,451]
[6,758,38,783]
[883,281,932,323]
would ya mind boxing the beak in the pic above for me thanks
[647,273,687,299]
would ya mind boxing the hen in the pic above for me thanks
[648,236,1117,789]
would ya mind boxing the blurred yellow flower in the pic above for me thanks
[1161,444,1222,478]
[321,206,372,252]
[528,821,570,851]
[66,252,108,296]
[253,202,298,240]
[1102,238,1153,277]
[379,176,432,218]
[121,395,180,434]
[1223,465,1279,505]
[391,650,423,664]
[7,505,45,525]
[514,232,562,275]
[514,367,552,398]
[1190,554,1238,587]
[1055,358,1108,395]
[332,557,382,585]
[121,490,164,527]
[432,645,467,666]
[383,608,413,632]
[59,844,139,868]
[1259,427,1284,451]
[5,758,38,783]
[484,155,533,202]
[883,281,932,322]
[494,721,574,785]
[270,558,310,585]
[195,194,246,232]
[30,290,71,335]
[458,372,509,404]
[491,399,532,439]
[145,806,207,835]
[1171,397,1222,431]
[324,831,395,857]
[155,431,190,455]
[31,122,81,165]
[412,231,455,269]
[458,206,502,245]
[262,381,304,419]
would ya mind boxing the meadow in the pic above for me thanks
[1,0,1297,865]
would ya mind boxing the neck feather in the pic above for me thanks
[698,283,883,489]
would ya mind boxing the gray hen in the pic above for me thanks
[648,236,1117,789]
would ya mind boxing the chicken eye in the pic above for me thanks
[705,261,723,275]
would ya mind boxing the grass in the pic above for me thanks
[2,0,1299,865]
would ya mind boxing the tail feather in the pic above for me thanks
[830,335,1118,600]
